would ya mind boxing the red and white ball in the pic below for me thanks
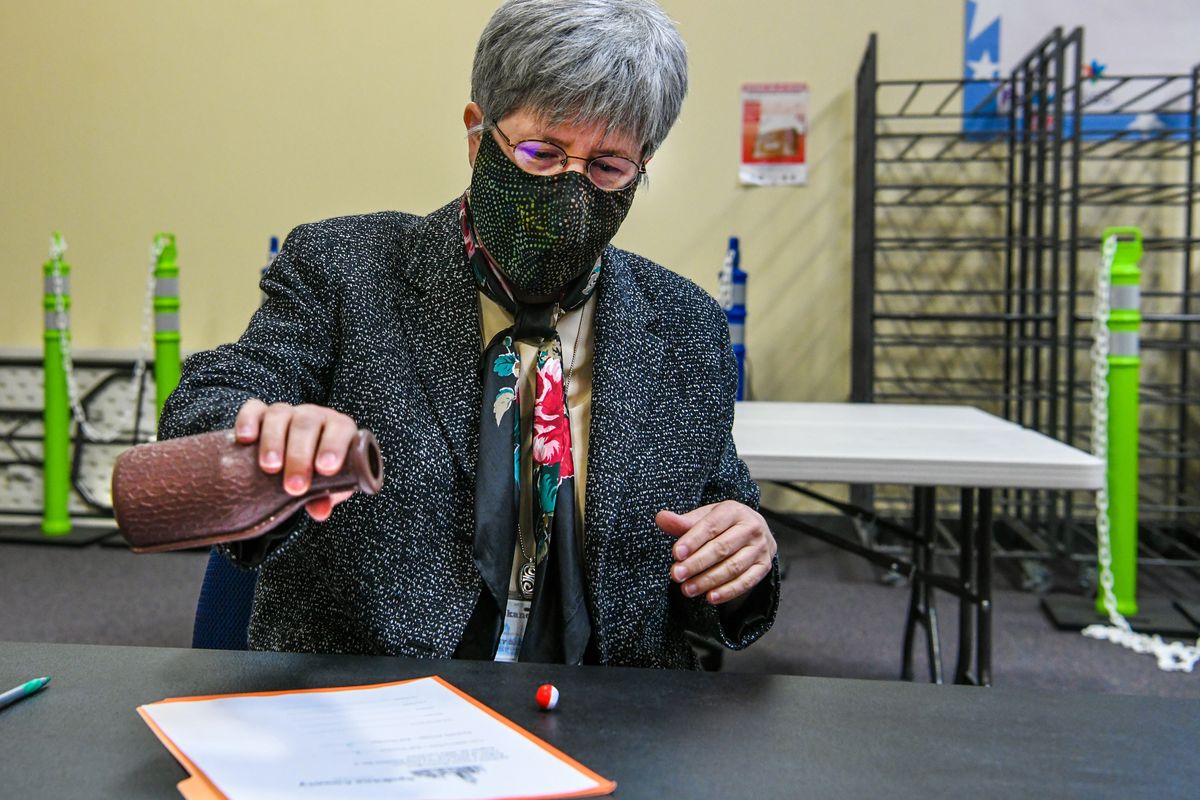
[535,683,559,711]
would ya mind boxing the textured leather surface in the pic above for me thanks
[112,429,383,553]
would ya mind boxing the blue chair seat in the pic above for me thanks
[192,547,258,650]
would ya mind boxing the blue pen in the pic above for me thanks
[0,676,51,711]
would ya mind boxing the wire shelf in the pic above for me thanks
[851,28,1200,572]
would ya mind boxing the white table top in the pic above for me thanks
[732,402,1104,490]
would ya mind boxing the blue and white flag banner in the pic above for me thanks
[963,0,1200,139]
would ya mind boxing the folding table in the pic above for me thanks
[733,401,1104,686]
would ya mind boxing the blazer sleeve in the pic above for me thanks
[157,224,336,567]
[677,308,781,650]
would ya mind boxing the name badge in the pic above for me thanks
[494,596,532,663]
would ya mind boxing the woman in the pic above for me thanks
[160,0,778,668]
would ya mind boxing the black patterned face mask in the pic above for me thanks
[468,130,637,296]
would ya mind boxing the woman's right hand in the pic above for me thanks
[234,399,359,522]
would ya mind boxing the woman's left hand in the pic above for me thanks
[656,501,777,605]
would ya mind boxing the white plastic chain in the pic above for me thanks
[1080,234,1200,672]
[47,235,159,444]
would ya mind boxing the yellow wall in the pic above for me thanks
[0,0,962,400]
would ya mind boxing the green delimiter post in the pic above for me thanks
[153,233,181,424]
[42,233,72,536]
[1098,227,1142,617]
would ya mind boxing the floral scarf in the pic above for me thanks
[459,195,595,664]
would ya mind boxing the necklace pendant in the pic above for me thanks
[519,560,536,601]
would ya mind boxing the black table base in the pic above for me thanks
[763,484,996,686]
[0,522,114,547]
[1042,595,1198,638]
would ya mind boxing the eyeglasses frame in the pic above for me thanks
[490,120,646,191]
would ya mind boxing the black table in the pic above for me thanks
[1,641,1196,799]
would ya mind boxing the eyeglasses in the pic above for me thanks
[491,121,645,191]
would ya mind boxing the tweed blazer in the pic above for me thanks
[159,198,779,669]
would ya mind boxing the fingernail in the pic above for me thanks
[262,451,281,468]
[710,591,722,603]
[675,545,689,560]
[235,426,251,439]
[285,475,307,494]
[316,452,339,472]
[683,582,697,597]
[673,565,688,581]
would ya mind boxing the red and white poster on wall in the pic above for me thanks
[739,82,808,186]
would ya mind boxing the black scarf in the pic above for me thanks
[455,195,596,664]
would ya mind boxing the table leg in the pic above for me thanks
[901,490,921,681]
[954,488,977,685]
[977,489,994,687]
[921,486,943,684]
[901,487,943,683]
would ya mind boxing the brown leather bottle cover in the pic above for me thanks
[112,429,384,553]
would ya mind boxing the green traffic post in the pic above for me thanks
[1098,226,1142,617]
[152,233,181,424]
[41,233,72,536]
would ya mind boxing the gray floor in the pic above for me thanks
[1,530,1198,698]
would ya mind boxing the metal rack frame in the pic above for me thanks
[0,351,156,521]
[851,29,1200,582]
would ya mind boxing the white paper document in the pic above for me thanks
[139,676,614,800]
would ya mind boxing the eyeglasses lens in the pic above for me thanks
[513,141,565,174]
[588,156,638,190]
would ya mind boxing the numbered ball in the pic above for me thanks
[535,683,559,711]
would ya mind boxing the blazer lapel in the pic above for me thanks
[391,199,482,481]
[584,248,665,616]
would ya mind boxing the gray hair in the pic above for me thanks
[470,0,688,158]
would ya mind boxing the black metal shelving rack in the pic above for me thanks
[0,352,155,544]
[851,29,1200,586]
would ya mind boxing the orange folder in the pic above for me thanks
[138,675,616,800]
